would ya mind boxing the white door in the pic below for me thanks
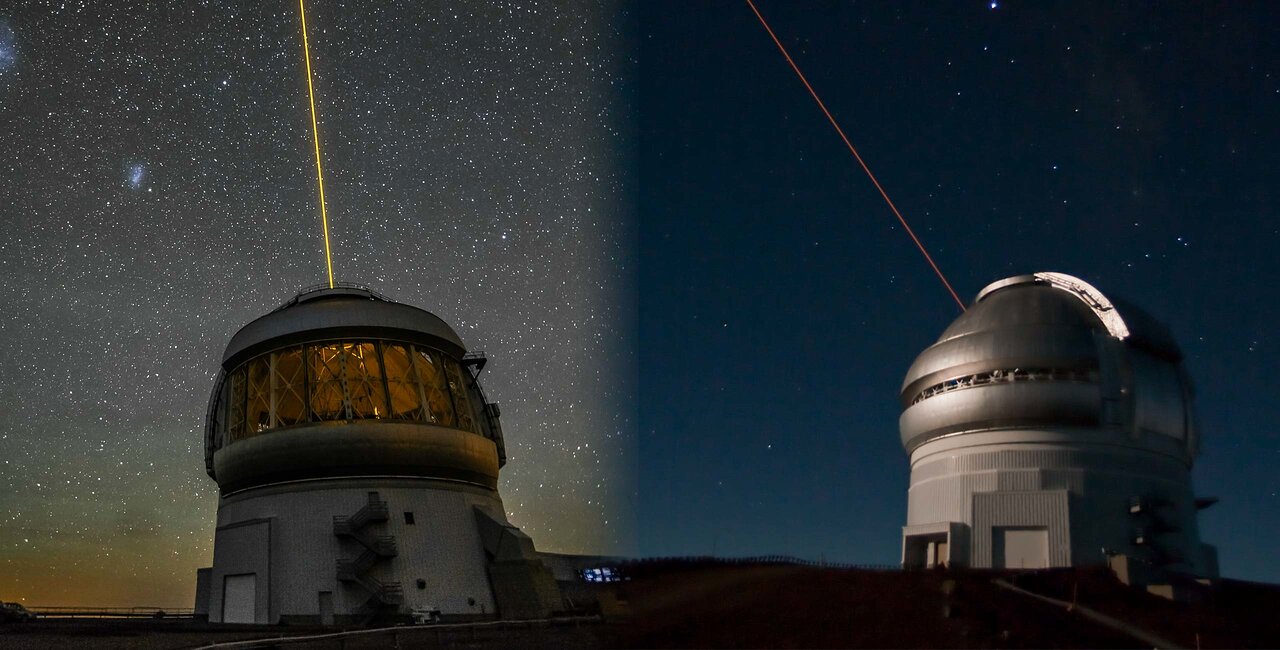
[998,528,1048,569]
[223,574,257,623]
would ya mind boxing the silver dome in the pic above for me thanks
[899,273,1197,459]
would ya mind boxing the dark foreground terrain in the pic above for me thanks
[606,561,1280,648]
[0,617,603,649]
[5,562,1279,648]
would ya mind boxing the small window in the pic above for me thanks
[404,512,415,525]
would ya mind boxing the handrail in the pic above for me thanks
[195,615,602,649]
[271,282,393,313]
[992,578,1184,649]
[26,605,195,618]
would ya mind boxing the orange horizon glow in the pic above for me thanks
[2,537,208,609]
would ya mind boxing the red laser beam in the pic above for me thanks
[745,0,967,311]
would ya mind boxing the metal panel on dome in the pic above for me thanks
[222,288,467,369]
[1032,272,1130,339]
[1131,352,1189,439]
[900,381,1102,451]
[936,283,1104,343]
[901,326,1099,400]
[212,421,501,495]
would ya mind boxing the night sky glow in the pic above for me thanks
[3,0,1279,611]
[1,1,634,607]
[638,1,1280,582]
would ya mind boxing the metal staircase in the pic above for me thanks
[1128,494,1186,573]
[334,493,402,619]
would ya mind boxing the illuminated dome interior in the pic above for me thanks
[203,284,505,492]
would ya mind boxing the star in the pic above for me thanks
[1,1,633,606]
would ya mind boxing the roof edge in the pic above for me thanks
[975,272,1131,340]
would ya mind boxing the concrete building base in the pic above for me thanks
[201,477,559,624]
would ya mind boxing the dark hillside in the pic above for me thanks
[602,560,1280,648]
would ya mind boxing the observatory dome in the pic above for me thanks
[897,272,1216,578]
[196,283,561,625]
[899,272,1196,460]
[203,284,504,495]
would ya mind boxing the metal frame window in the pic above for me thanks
[383,343,423,421]
[228,369,246,442]
[444,358,475,433]
[344,342,387,420]
[222,339,479,439]
[413,347,457,427]
[909,367,1099,406]
[272,348,307,427]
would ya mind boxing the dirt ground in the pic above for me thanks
[601,562,1280,648]
[0,618,603,650]
[6,565,1279,649]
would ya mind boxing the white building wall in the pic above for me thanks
[904,431,1207,573]
[211,478,507,623]
[971,490,1070,567]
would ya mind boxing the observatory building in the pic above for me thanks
[193,285,560,624]
[899,272,1218,578]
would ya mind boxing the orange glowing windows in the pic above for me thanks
[272,348,307,427]
[222,340,480,438]
[345,342,386,420]
[227,368,246,442]
[413,348,456,427]
[444,358,476,434]
[308,342,346,422]
[245,357,271,435]
[383,344,423,421]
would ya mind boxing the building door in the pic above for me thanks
[994,527,1048,569]
[318,591,334,625]
[222,574,256,623]
[904,532,950,569]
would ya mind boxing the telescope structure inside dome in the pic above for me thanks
[193,284,560,625]
[899,272,1218,578]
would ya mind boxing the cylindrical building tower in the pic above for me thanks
[899,272,1217,578]
[195,285,559,624]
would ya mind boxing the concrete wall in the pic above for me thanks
[903,430,1213,575]
[193,567,212,620]
[211,477,509,623]
[971,490,1070,568]
[208,519,271,623]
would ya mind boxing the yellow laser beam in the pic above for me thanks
[299,0,334,288]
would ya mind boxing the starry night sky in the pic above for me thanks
[0,1,634,606]
[2,0,1278,609]
[637,1,1280,582]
